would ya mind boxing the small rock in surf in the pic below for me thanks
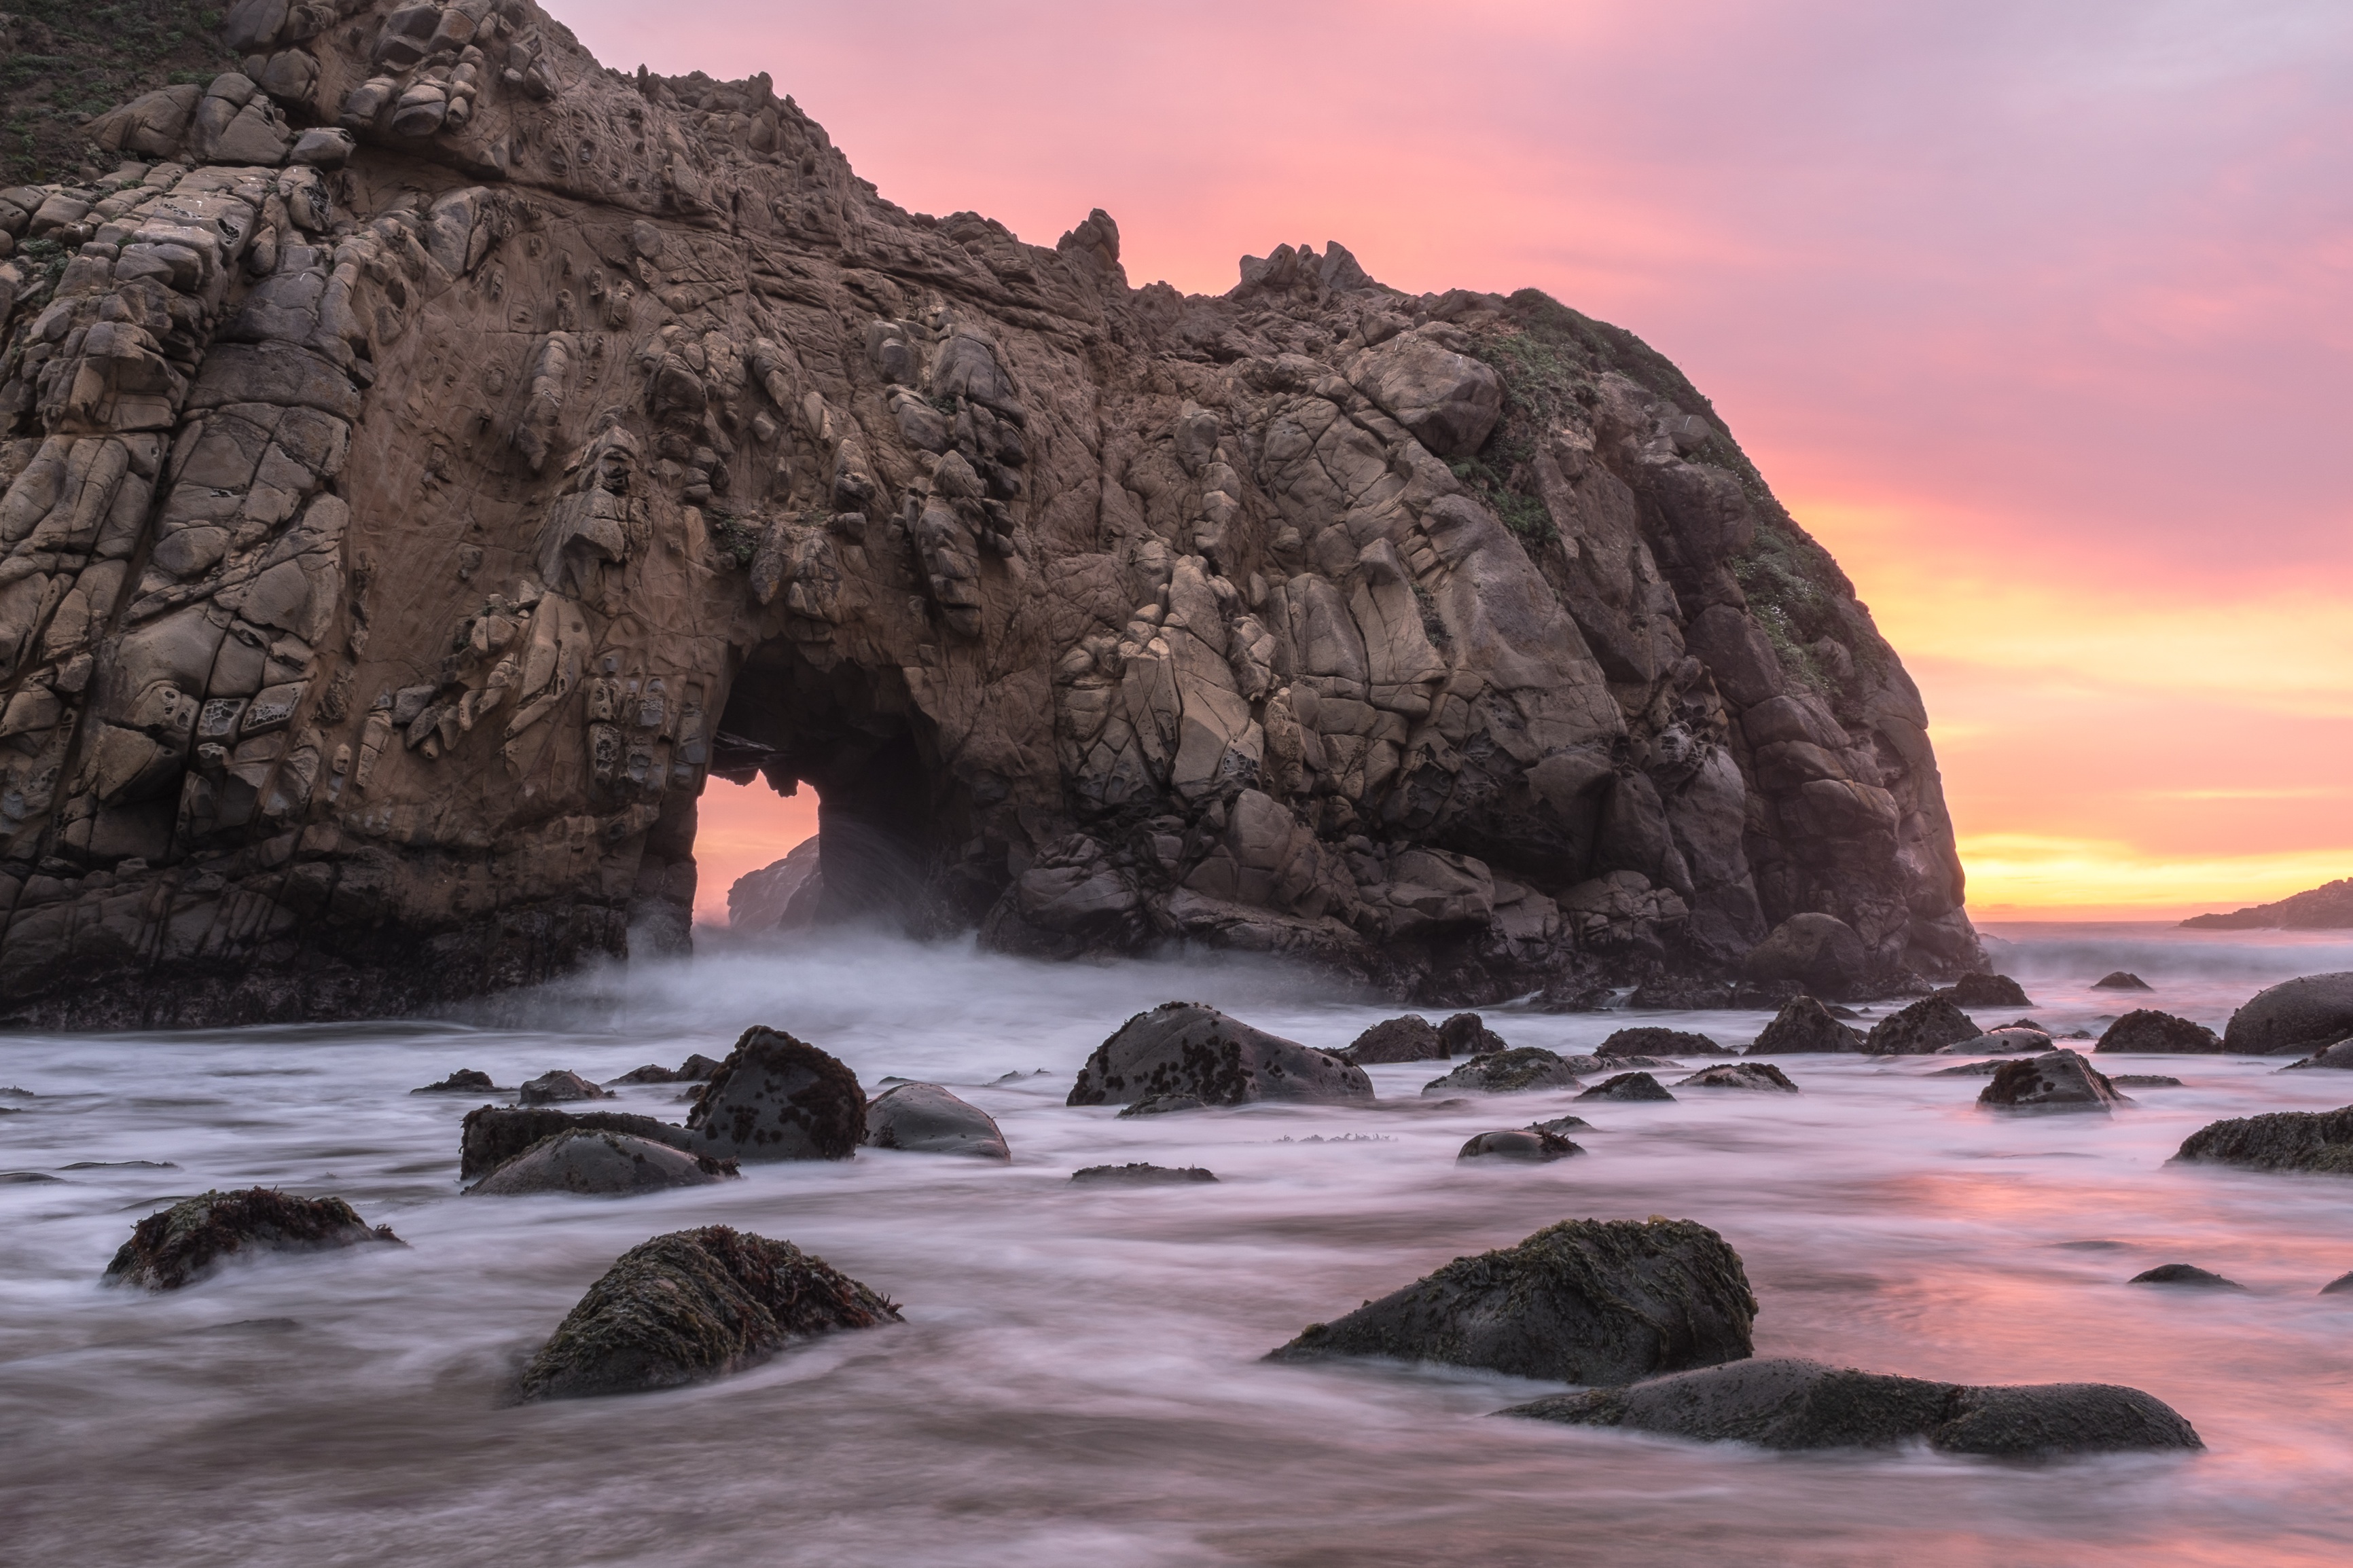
[2091,971,2155,991]
[518,1070,613,1106]
[2129,1263,2245,1290]
[1422,1047,1581,1095]
[103,1188,402,1292]
[687,1027,867,1161]
[1577,1071,1674,1102]
[864,1082,1011,1160]
[1676,1062,1798,1093]
[1070,1163,1218,1185]
[412,1069,499,1095]
[1345,1015,1445,1063]
[2172,1107,2353,1175]
[1068,1004,1371,1108]
[1976,1050,2130,1114]
[2097,1010,2223,1053]
[1458,1127,1583,1161]
[1748,996,1864,1055]
[466,1129,738,1195]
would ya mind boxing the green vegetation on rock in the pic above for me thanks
[1,3,232,184]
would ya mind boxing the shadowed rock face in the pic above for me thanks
[0,1,1977,1026]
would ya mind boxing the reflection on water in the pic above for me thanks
[3,926,2352,1565]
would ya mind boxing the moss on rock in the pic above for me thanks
[103,1187,401,1291]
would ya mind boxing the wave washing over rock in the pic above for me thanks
[0,0,1975,1025]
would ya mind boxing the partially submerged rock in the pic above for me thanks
[2097,1010,2223,1054]
[2281,1039,2353,1072]
[1068,1004,1372,1107]
[1117,1093,1208,1117]
[1676,1062,1797,1093]
[1532,1114,1595,1135]
[467,1130,738,1196]
[103,1189,401,1291]
[1346,1015,1445,1063]
[1600,1027,1730,1059]
[1748,996,1864,1055]
[1437,1013,1509,1057]
[2108,1074,2185,1089]
[2092,971,2154,991]
[1458,1127,1583,1161]
[2130,1264,2244,1290]
[1938,1027,2052,1055]
[675,1054,726,1081]
[1939,972,2032,1008]
[461,1107,700,1180]
[2172,1106,2353,1175]
[2321,1270,2353,1296]
[1498,1356,2202,1457]
[687,1027,867,1161]
[863,1082,1011,1160]
[1866,996,1982,1055]
[1977,1051,2130,1114]
[2225,973,2353,1055]
[608,1063,681,1084]
[1070,1163,1218,1185]
[519,1070,614,1106]
[1422,1047,1582,1095]
[518,1227,899,1400]
[412,1069,498,1095]
[1269,1218,1754,1385]
[1578,1072,1674,1102]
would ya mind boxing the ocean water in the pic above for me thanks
[2,924,2350,1567]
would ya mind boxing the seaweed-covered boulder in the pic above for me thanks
[863,1082,1010,1160]
[2093,971,2154,991]
[518,1227,899,1401]
[676,1053,726,1080]
[1676,1062,1798,1093]
[103,1189,402,1291]
[614,1053,726,1084]
[2130,1263,2244,1290]
[1117,1093,1208,1117]
[1068,1004,1372,1107]
[1865,996,1981,1055]
[466,1130,738,1196]
[1422,1047,1582,1095]
[1740,913,1870,998]
[1977,1050,2130,1114]
[412,1069,497,1094]
[608,1063,681,1084]
[1270,1218,1753,1384]
[1578,1071,1674,1102]
[2172,1106,2353,1175]
[461,1106,700,1180]
[1070,1163,1219,1185]
[687,1027,867,1161]
[1939,972,2032,1008]
[1498,1357,2202,1457]
[2282,1039,2353,1072]
[1438,1013,1510,1057]
[1458,1127,1583,1161]
[1346,1015,1445,1063]
[519,1070,614,1106]
[1601,1027,1730,1059]
[1748,996,1864,1055]
[2225,973,2353,1055]
[1937,1027,2053,1056]
[2097,1010,2223,1054]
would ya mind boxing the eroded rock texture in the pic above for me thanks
[0,2,1978,1023]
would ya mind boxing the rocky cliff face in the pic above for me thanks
[0,0,1978,1024]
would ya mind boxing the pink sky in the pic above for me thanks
[598,0,2353,922]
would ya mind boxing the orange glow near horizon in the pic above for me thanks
[586,1,2353,922]
[693,779,818,923]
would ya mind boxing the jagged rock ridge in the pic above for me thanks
[0,0,1977,1023]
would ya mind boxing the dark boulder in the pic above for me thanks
[1422,1047,1582,1095]
[1268,1217,1755,1385]
[2092,971,2154,991]
[2109,1074,2185,1089]
[1070,1163,1218,1185]
[1865,996,1981,1055]
[519,1070,614,1106]
[1578,1071,1675,1102]
[2130,1264,2244,1290]
[1600,1027,1730,1059]
[2321,1270,2353,1296]
[863,1082,1011,1160]
[1438,1013,1510,1057]
[1977,1050,2130,1114]
[461,1106,700,1180]
[1676,1062,1798,1093]
[676,1053,726,1080]
[467,1130,738,1196]
[1458,1128,1583,1161]
[2282,1039,2353,1072]
[1117,1093,1208,1117]
[1939,972,2032,1008]
[686,1027,867,1161]
[2225,972,2353,1055]
[1068,1003,1372,1107]
[608,1063,680,1084]
[518,1227,899,1401]
[1531,1114,1594,1135]
[103,1188,402,1292]
[1748,996,1864,1055]
[2097,1010,2222,1053]
[1498,1357,2201,1457]
[1741,913,1870,998]
[1939,1027,2052,1055]
[2172,1106,2353,1175]
[1346,1015,1445,1063]
[412,1069,497,1094]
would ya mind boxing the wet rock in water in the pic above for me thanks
[518,1227,899,1401]
[103,1189,402,1292]
[1070,1163,1219,1185]
[1498,1356,2202,1457]
[2097,1010,2223,1054]
[1068,1004,1372,1108]
[1422,1047,1582,1095]
[412,1069,499,1095]
[1458,1127,1583,1161]
[2108,1074,2185,1089]
[1345,1015,1445,1063]
[1268,1218,1755,1385]
[1932,1059,2007,1076]
[2171,1106,2353,1175]
[1865,996,1981,1055]
[467,1130,738,1195]
[1977,1050,2130,1114]
[62,1160,179,1169]
[1438,1013,1510,1057]
[2225,973,2353,1055]
[2320,1270,2353,1296]
[1938,972,2033,1008]
[1532,1114,1595,1135]
[2281,1039,2353,1072]
[1601,1027,1730,1059]
[1937,1026,2053,1055]
[519,1070,615,1106]
[676,1054,727,1081]
[1676,1062,1799,1093]
[1578,1072,1675,1102]
[1117,1093,1208,1118]
[1741,913,1871,998]
[2093,971,2155,991]
[863,1083,1011,1160]
[687,1027,867,1161]
[2130,1263,2245,1290]
[461,1107,702,1181]
[1748,996,1865,1055]
[608,1063,681,1084]
[3,1171,64,1183]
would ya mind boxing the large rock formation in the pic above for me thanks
[2183,877,2353,930]
[0,1,1979,1025]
